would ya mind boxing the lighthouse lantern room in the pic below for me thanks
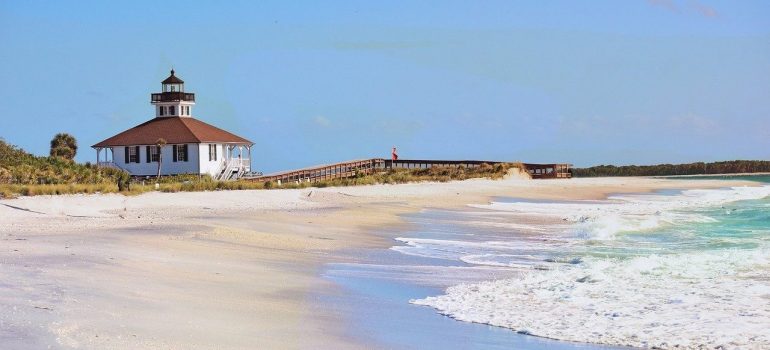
[150,69,196,118]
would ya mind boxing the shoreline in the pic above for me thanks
[654,172,770,178]
[0,176,761,349]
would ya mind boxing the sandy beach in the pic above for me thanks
[0,176,759,349]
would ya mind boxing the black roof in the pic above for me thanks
[161,69,184,84]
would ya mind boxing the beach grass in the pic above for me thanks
[0,162,523,198]
[0,183,119,197]
[308,162,523,187]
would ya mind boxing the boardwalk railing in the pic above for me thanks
[253,159,385,184]
[524,163,572,179]
[249,158,572,183]
[383,159,501,170]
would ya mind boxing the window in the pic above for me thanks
[173,144,188,162]
[169,106,176,115]
[159,106,165,116]
[149,146,160,162]
[185,106,190,115]
[209,144,217,161]
[128,146,138,163]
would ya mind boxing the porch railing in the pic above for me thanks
[213,158,251,181]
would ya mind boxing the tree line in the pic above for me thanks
[573,160,770,177]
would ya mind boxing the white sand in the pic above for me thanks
[0,176,758,349]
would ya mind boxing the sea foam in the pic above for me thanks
[409,185,770,349]
[412,250,770,349]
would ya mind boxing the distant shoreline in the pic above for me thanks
[656,172,770,178]
[573,160,770,177]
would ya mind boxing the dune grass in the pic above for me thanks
[0,155,522,199]
[275,162,523,188]
[0,183,118,198]
[0,180,269,198]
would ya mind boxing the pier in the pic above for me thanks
[250,159,571,184]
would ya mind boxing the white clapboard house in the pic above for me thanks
[92,70,253,180]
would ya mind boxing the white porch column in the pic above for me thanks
[247,145,252,172]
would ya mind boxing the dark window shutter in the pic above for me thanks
[173,145,178,162]
[124,147,129,164]
[214,145,217,161]
[183,144,188,162]
[146,146,151,163]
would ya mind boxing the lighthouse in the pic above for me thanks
[92,70,254,180]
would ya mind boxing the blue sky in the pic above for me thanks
[1,1,768,171]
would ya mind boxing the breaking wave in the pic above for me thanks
[408,185,770,349]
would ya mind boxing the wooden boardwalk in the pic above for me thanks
[251,159,385,184]
[387,160,572,179]
[249,159,571,184]
[385,159,498,169]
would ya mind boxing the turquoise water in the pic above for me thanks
[577,193,770,260]
[623,174,770,255]
[662,174,770,183]
[630,198,769,250]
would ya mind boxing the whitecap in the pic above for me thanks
[413,250,770,349]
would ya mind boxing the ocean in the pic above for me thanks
[324,176,770,349]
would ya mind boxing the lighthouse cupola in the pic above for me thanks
[151,69,195,118]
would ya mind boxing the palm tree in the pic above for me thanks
[50,133,78,160]
[155,138,167,182]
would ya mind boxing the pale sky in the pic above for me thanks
[1,1,768,171]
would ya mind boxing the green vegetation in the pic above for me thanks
[573,160,770,177]
[140,175,267,193]
[1,138,522,198]
[0,139,264,197]
[1,139,126,188]
[49,133,78,160]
